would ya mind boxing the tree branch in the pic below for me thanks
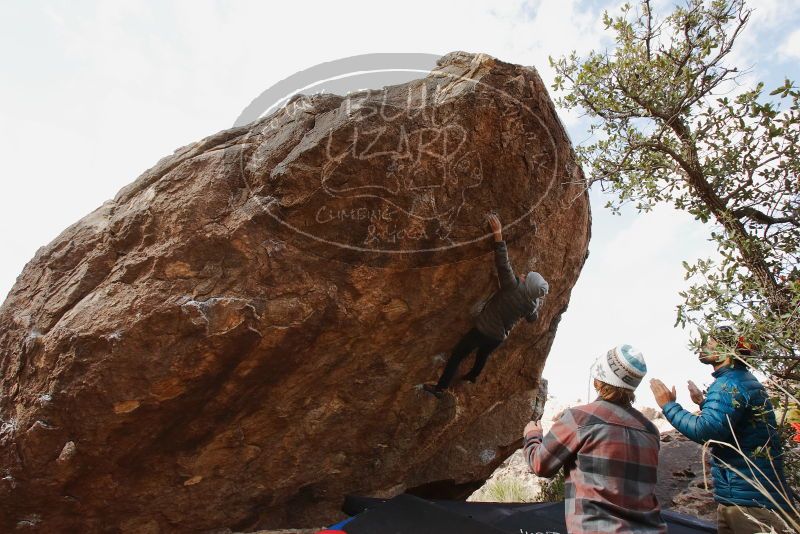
[733,206,800,227]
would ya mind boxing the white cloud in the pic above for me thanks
[780,28,800,60]
[543,202,719,408]
[725,0,800,82]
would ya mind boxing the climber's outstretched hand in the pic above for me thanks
[487,213,503,242]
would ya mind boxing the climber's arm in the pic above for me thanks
[488,214,517,290]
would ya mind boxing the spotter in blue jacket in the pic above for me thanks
[662,363,793,511]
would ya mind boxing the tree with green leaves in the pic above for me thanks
[550,0,799,488]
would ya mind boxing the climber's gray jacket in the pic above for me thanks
[474,240,548,341]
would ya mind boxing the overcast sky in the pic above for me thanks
[1,0,799,408]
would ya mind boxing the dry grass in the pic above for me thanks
[481,477,536,503]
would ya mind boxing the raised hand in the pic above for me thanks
[524,420,542,436]
[687,380,705,405]
[487,213,503,241]
[649,378,677,408]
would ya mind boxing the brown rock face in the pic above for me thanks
[0,51,590,532]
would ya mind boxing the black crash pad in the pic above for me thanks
[342,493,508,534]
[342,495,717,533]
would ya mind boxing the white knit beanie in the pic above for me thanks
[591,344,647,391]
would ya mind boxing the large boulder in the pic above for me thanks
[0,51,590,532]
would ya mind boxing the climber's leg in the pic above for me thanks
[462,334,503,383]
[433,328,483,390]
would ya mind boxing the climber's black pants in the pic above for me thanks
[435,327,503,390]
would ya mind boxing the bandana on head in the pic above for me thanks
[591,344,647,391]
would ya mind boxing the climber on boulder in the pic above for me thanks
[423,214,548,399]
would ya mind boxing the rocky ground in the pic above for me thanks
[658,429,717,522]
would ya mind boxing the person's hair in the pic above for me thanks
[713,325,753,356]
[594,379,636,405]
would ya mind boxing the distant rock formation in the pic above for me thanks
[657,430,717,522]
[0,51,590,532]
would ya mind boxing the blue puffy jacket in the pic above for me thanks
[662,364,792,510]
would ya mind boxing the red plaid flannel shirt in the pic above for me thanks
[524,399,666,534]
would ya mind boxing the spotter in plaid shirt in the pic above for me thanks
[524,399,667,534]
